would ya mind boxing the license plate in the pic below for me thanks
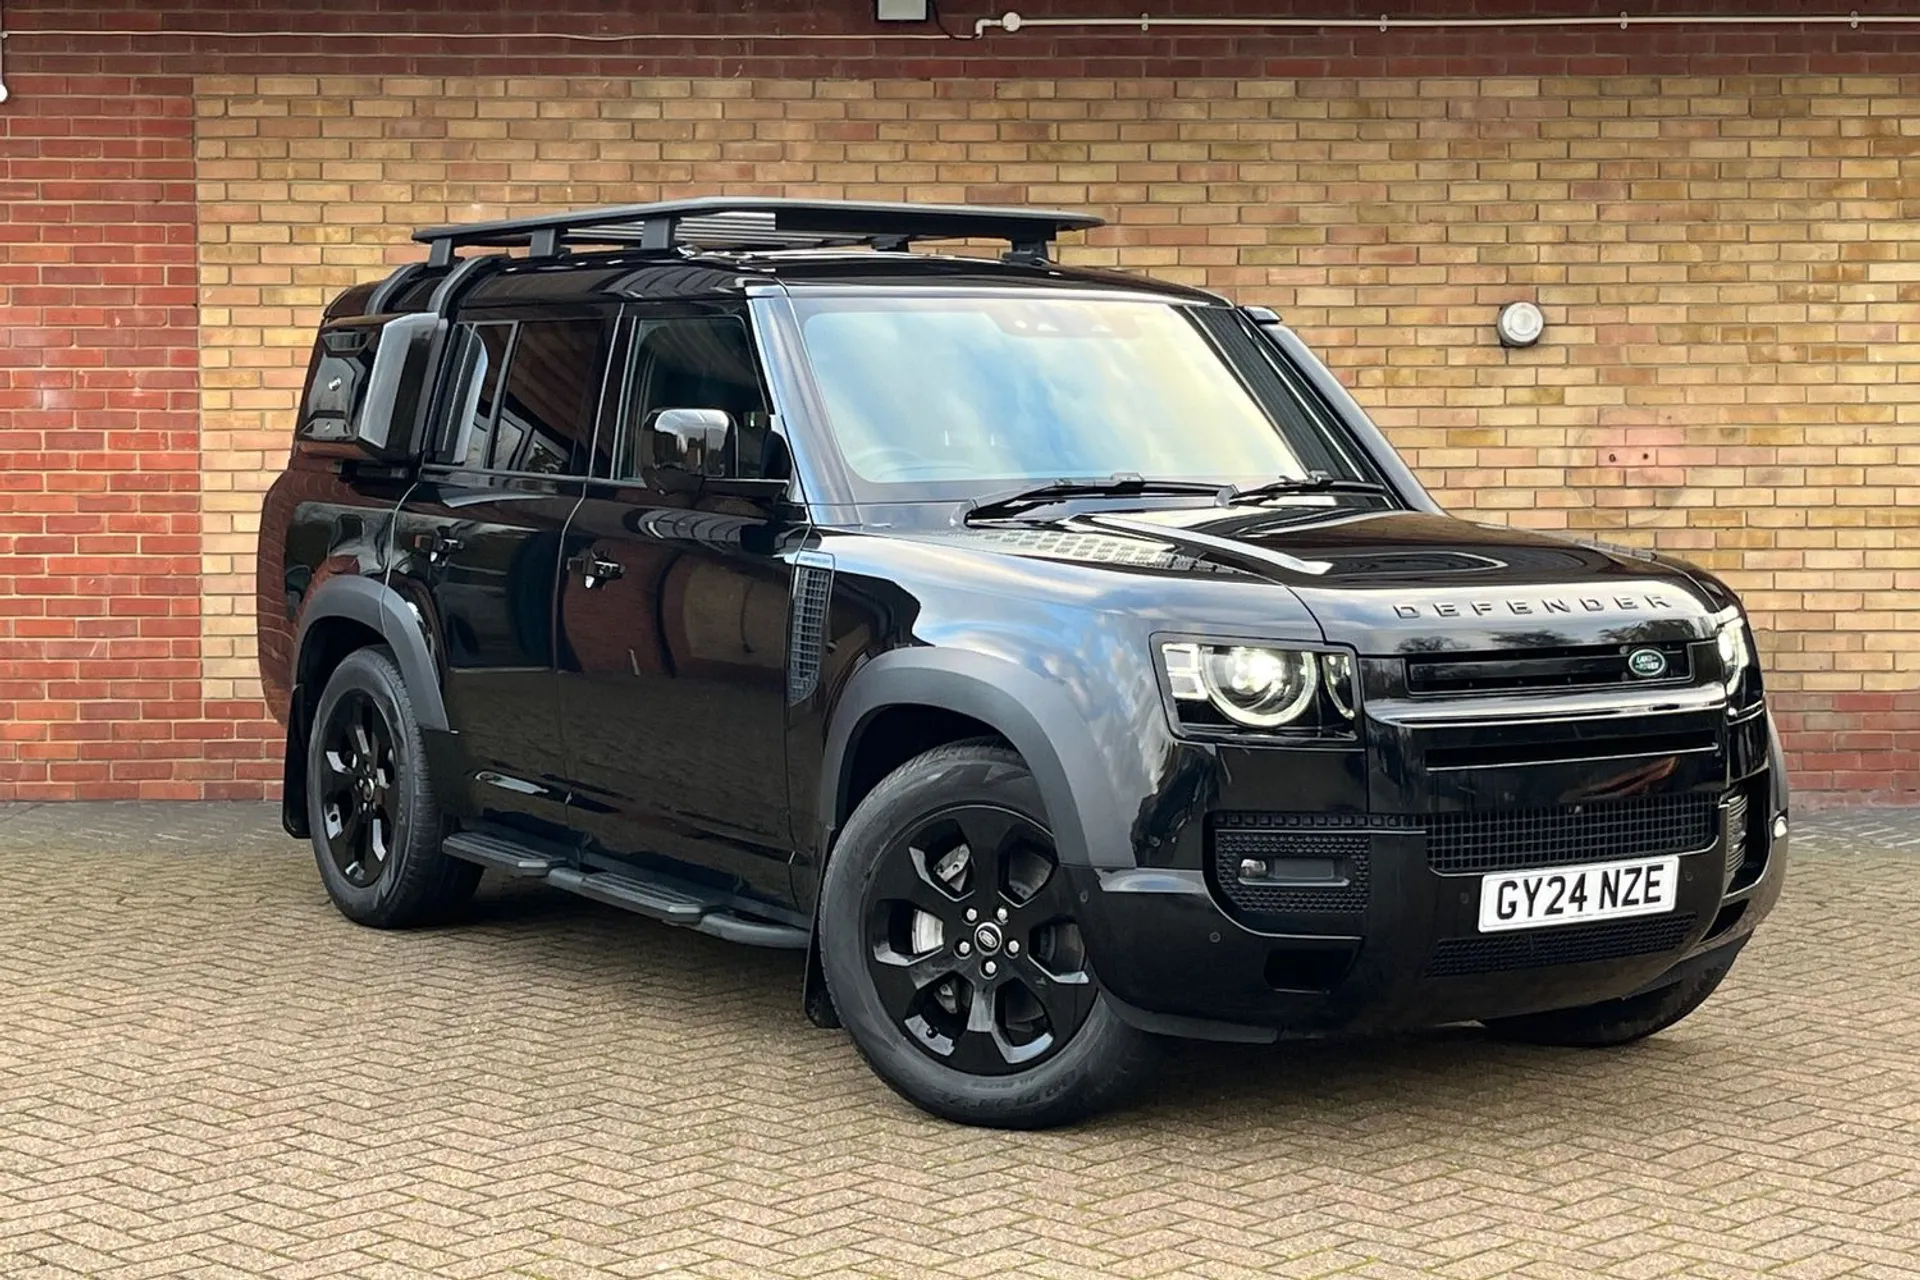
[1477,854,1680,933]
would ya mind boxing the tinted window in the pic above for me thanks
[791,295,1331,491]
[495,319,613,475]
[618,315,775,480]
[444,323,512,468]
[443,317,612,475]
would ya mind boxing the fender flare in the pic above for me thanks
[818,647,1134,872]
[294,575,449,732]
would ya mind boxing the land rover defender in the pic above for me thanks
[257,198,1788,1128]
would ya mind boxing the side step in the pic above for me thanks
[441,831,808,950]
[443,830,561,877]
[547,866,705,921]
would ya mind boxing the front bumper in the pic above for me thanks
[1073,699,1787,1039]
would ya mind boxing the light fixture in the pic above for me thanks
[875,0,931,19]
[1495,300,1545,348]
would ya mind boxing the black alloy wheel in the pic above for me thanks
[316,688,400,888]
[819,741,1158,1128]
[865,804,1097,1074]
[304,645,480,928]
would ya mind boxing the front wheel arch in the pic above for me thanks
[815,649,1131,879]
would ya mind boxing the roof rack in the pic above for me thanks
[411,196,1104,268]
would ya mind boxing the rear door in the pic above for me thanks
[554,304,797,903]
[388,311,619,834]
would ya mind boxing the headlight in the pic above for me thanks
[1160,641,1355,733]
[1715,619,1751,696]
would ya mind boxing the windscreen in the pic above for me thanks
[790,294,1342,491]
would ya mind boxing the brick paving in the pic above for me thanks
[1,804,1917,1279]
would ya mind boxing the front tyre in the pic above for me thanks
[818,742,1158,1128]
[306,646,480,929]
[1482,954,1736,1048]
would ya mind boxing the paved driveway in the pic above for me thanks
[2,804,1917,1279]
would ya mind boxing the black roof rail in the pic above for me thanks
[411,197,1105,268]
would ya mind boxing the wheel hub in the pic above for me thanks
[317,688,398,888]
[865,804,1098,1076]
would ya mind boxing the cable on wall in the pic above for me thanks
[975,9,1920,36]
[0,13,962,103]
[0,25,957,45]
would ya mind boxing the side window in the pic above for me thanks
[619,315,776,481]
[443,323,512,468]
[495,318,612,475]
[442,316,613,475]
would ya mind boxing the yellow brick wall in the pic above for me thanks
[195,73,1920,716]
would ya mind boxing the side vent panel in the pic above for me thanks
[787,553,834,706]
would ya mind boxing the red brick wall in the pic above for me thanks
[0,76,263,799]
[3,1,1918,803]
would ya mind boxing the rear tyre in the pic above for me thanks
[818,742,1159,1129]
[1482,955,1736,1048]
[306,646,481,928]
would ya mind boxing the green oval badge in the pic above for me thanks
[1627,647,1669,679]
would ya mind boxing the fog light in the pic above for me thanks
[1772,815,1788,839]
[1238,858,1270,881]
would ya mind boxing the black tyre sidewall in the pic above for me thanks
[818,744,1154,1128]
[306,646,456,926]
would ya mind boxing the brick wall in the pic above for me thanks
[0,76,276,798]
[4,1,1920,802]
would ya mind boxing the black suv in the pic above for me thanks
[258,198,1789,1128]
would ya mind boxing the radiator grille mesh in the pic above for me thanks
[1426,913,1700,979]
[1427,795,1717,875]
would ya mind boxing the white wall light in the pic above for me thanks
[1495,301,1545,348]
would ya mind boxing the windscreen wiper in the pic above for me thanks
[1228,471,1394,506]
[965,474,1232,522]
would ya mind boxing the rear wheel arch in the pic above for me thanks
[293,576,448,731]
[283,576,450,837]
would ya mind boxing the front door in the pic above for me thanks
[388,312,619,834]
[555,307,796,903]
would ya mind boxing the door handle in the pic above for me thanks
[568,549,624,590]
[413,529,465,563]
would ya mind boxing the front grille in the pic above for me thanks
[1211,813,1373,915]
[1427,794,1717,875]
[1405,641,1693,697]
[1425,913,1699,978]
